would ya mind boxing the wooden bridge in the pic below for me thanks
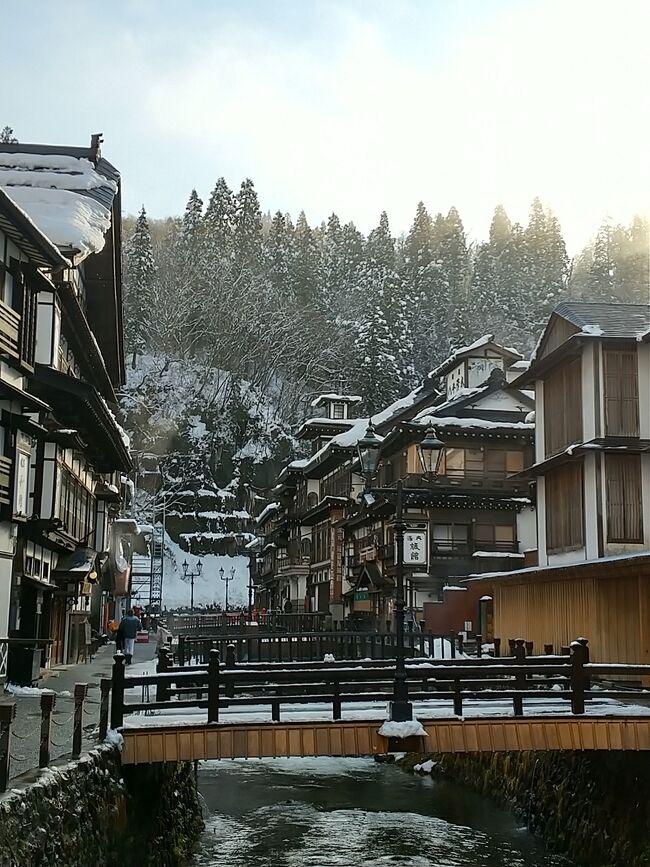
[98,638,650,764]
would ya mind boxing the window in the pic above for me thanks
[606,454,643,543]
[474,524,515,550]
[443,448,464,477]
[466,449,484,475]
[432,524,469,552]
[546,462,584,553]
[604,349,639,437]
[332,402,345,419]
[544,358,583,456]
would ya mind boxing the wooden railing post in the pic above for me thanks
[508,638,516,656]
[72,683,88,759]
[457,633,464,656]
[332,678,341,720]
[544,643,554,655]
[110,653,125,731]
[513,639,526,716]
[570,640,587,714]
[525,640,534,657]
[475,634,483,658]
[178,635,186,666]
[453,677,463,717]
[156,648,170,703]
[449,633,457,659]
[225,643,236,698]
[578,637,590,691]
[0,702,15,793]
[493,637,501,658]
[39,692,56,768]
[99,678,111,740]
[207,649,220,723]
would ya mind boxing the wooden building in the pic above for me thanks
[0,136,133,679]
[483,302,650,662]
[256,339,537,632]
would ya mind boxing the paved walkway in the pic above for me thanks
[4,639,157,780]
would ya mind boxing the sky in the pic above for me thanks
[2,0,650,252]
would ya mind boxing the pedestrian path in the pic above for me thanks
[4,639,156,780]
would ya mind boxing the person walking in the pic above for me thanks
[119,608,142,665]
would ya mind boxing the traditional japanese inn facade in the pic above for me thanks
[483,302,650,663]
[256,338,537,635]
[0,136,135,681]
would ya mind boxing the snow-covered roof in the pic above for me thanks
[411,412,534,432]
[0,187,70,269]
[0,151,118,259]
[426,336,523,381]
[255,502,281,525]
[311,393,363,408]
[553,301,650,341]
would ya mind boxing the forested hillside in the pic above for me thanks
[120,177,649,519]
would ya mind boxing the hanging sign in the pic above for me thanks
[402,529,428,567]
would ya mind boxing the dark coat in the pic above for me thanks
[119,615,142,639]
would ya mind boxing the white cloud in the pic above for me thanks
[138,0,650,250]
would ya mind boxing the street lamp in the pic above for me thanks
[182,558,203,614]
[356,423,445,723]
[220,566,236,612]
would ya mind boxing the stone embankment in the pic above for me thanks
[0,746,203,867]
[399,750,650,867]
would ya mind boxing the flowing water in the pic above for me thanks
[193,757,571,867]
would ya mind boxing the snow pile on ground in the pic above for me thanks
[4,683,56,697]
[162,532,249,609]
[413,759,436,773]
[378,719,428,739]
[104,729,124,750]
[323,653,336,663]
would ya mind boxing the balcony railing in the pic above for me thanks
[0,300,20,361]
[0,456,11,507]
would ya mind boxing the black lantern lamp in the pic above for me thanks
[197,559,203,576]
[182,560,189,576]
[357,423,383,487]
[417,427,445,481]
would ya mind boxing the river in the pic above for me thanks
[193,757,571,867]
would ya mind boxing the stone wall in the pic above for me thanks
[401,750,650,867]
[0,747,203,867]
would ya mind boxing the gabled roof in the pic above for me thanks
[0,187,70,270]
[426,335,523,382]
[552,301,650,339]
[0,138,120,260]
[517,301,650,386]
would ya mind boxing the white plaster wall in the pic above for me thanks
[516,507,537,552]
[0,523,14,638]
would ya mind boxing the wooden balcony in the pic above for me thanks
[0,455,11,506]
[0,300,20,362]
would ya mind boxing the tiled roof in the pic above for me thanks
[554,301,650,339]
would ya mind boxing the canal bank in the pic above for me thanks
[0,746,203,867]
[399,750,650,867]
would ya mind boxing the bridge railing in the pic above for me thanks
[102,637,650,733]
[174,631,459,666]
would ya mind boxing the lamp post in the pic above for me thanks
[220,566,236,612]
[357,423,444,722]
[182,558,203,614]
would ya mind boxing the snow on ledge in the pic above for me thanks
[378,719,428,739]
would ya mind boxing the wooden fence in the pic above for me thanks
[175,630,458,666]
[104,637,650,735]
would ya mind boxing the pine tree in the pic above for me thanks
[264,211,294,299]
[204,177,235,265]
[0,126,17,143]
[234,178,262,273]
[123,207,155,366]
[291,211,320,306]
[366,211,396,270]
